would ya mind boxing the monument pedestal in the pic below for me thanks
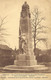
[14,54,37,66]
[3,54,48,71]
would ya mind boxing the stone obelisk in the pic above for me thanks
[18,2,37,66]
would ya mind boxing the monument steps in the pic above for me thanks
[3,65,48,71]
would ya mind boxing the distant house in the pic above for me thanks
[0,44,14,66]
[0,44,12,54]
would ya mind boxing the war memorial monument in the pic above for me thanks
[3,2,48,72]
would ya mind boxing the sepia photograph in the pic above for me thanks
[0,0,51,74]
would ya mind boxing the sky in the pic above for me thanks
[0,0,51,50]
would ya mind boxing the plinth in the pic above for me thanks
[3,54,48,71]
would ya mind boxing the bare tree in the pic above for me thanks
[31,8,47,54]
[0,16,7,43]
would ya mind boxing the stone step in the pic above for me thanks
[3,65,48,71]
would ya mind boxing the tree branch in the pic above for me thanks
[36,25,47,30]
[36,31,46,36]
[0,16,7,27]
[36,40,40,44]
[36,17,45,26]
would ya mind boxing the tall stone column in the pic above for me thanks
[18,2,37,66]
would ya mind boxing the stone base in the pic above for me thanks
[3,65,48,71]
[14,54,37,66]
[3,54,48,72]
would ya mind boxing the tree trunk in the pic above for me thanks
[34,39,36,55]
[34,25,36,55]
